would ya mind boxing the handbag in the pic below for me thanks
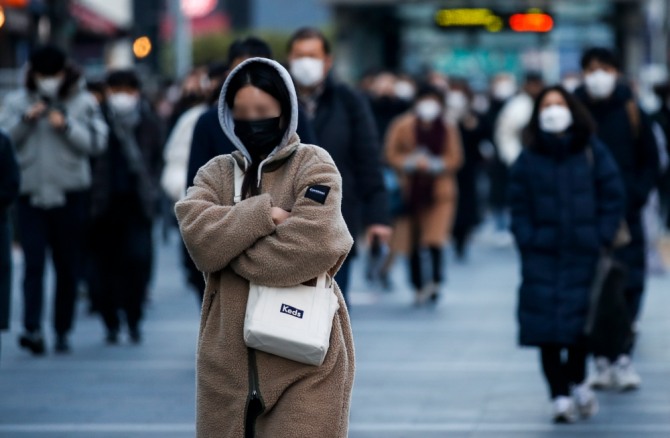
[584,252,634,358]
[233,161,340,366]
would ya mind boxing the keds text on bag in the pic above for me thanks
[280,304,304,319]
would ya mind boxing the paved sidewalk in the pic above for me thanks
[1,233,669,437]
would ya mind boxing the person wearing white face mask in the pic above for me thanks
[385,85,463,305]
[87,70,164,346]
[0,45,108,355]
[509,85,626,424]
[287,28,392,305]
[575,48,661,392]
[448,80,488,261]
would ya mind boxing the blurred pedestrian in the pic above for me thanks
[448,79,487,261]
[509,86,625,423]
[495,72,545,166]
[161,75,209,204]
[0,45,108,354]
[184,37,316,302]
[287,27,392,303]
[575,48,660,391]
[482,73,517,237]
[365,71,413,140]
[363,71,413,288]
[88,70,164,344]
[0,130,20,356]
[652,82,670,230]
[176,58,354,437]
[385,85,463,304]
[167,67,209,134]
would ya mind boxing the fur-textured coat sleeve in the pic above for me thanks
[175,157,277,273]
[230,148,353,287]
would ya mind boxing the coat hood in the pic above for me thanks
[218,57,300,172]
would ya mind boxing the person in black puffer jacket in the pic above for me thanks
[574,47,660,391]
[509,86,625,423]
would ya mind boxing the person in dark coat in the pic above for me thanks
[0,130,20,355]
[287,27,392,302]
[184,37,315,302]
[509,86,625,423]
[651,82,670,229]
[88,70,164,344]
[448,79,487,261]
[574,48,660,391]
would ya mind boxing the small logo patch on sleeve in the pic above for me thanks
[305,185,331,204]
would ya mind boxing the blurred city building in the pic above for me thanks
[326,0,670,87]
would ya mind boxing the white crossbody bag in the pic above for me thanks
[233,162,340,366]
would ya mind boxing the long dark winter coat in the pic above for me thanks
[509,134,625,346]
[0,131,20,330]
[575,84,660,291]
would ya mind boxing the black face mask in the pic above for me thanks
[234,117,284,158]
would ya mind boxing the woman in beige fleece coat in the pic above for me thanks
[175,58,355,437]
[385,84,463,304]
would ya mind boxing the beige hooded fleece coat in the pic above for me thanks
[175,58,355,438]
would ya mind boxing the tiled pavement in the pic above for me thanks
[1,232,669,437]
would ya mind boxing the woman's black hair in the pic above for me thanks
[523,85,596,151]
[225,61,292,198]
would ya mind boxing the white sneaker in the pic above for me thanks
[414,282,437,306]
[589,357,614,390]
[552,396,578,424]
[572,384,599,419]
[613,355,641,391]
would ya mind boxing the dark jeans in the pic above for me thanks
[334,256,352,307]
[409,246,443,291]
[90,196,153,333]
[540,344,588,399]
[18,193,88,336]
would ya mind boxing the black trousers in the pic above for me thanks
[540,344,588,399]
[18,193,87,335]
[409,246,443,291]
[90,196,153,333]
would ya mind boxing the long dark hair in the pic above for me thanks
[523,85,596,151]
[225,61,292,198]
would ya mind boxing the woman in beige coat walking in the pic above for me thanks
[175,58,354,437]
[385,84,463,305]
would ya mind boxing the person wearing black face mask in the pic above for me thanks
[233,116,284,158]
[176,57,355,437]
[182,37,315,303]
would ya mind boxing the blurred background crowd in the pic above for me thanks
[0,0,669,371]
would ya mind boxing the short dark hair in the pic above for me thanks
[287,27,331,55]
[414,83,445,106]
[227,37,272,65]
[581,47,620,70]
[523,85,596,149]
[29,45,67,75]
[524,71,544,84]
[106,70,141,90]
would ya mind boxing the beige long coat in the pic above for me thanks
[176,57,355,438]
[385,113,464,252]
